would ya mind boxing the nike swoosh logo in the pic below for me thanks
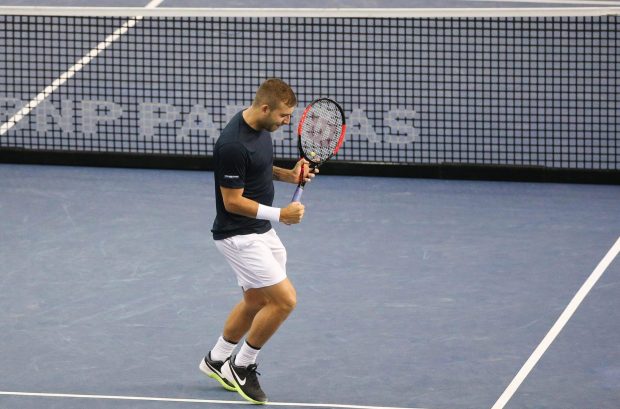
[237,375,247,386]
[207,361,225,378]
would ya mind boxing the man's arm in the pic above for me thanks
[272,166,296,183]
[220,186,260,218]
[220,186,305,224]
[272,159,318,184]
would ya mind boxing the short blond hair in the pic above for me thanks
[253,78,297,109]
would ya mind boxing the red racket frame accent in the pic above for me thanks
[296,98,346,165]
[291,98,346,203]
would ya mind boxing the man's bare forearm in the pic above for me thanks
[272,166,295,183]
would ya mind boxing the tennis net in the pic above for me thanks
[0,7,618,170]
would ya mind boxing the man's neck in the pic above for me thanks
[242,106,262,131]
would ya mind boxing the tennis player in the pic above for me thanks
[199,78,315,404]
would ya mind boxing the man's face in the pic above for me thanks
[262,102,295,132]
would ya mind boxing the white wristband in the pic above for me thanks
[256,204,281,223]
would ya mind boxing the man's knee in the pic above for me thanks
[273,286,297,314]
[243,289,269,312]
[278,292,297,313]
[248,278,297,314]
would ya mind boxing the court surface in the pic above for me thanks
[1,163,619,409]
[1,0,619,408]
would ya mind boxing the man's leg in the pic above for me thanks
[200,287,269,391]
[243,277,296,348]
[206,278,295,365]
[222,287,270,344]
[220,278,296,367]
[222,278,297,404]
[206,231,293,403]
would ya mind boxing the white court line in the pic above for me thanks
[0,0,162,137]
[0,391,433,409]
[491,236,620,409]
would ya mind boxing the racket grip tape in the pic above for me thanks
[291,186,304,202]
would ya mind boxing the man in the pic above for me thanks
[199,78,315,404]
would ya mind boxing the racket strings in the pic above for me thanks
[300,100,343,162]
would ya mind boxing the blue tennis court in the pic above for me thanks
[1,163,619,409]
[1,0,619,408]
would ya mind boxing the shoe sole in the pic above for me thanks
[221,361,268,405]
[199,359,237,392]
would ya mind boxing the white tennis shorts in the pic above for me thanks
[214,229,287,290]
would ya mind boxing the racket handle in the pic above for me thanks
[291,185,304,202]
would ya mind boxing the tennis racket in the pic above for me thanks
[291,98,346,202]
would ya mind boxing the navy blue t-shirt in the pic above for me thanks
[211,110,275,240]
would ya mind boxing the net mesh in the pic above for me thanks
[299,99,345,163]
[0,12,618,170]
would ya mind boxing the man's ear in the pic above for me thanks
[260,104,271,114]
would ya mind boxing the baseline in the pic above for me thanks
[0,391,434,409]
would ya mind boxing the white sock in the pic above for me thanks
[210,336,237,362]
[234,341,261,368]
